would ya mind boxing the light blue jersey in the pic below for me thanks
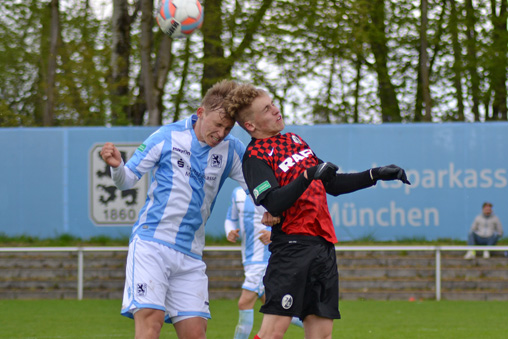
[225,187,271,265]
[112,115,246,260]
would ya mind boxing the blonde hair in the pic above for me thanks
[224,84,267,130]
[201,79,239,119]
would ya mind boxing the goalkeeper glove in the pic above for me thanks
[370,165,411,185]
[306,162,339,183]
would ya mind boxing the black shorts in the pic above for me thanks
[260,234,341,320]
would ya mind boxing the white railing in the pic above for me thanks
[1,245,507,301]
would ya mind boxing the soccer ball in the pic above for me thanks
[156,0,204,38]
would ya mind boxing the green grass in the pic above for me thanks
[0,299,507,338]
[2,232,507,247]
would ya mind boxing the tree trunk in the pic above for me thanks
[172,39,192,122]
[365,0,401,122]
[449,0,464,121]
[111,0,133,125]
[488,0,508,120]
[139,0,160,126]
[420,0,432,121]
[352,54,362,123]
[43,0,60,126]
[154,35,174,122]
[465,0,481,122]
[201,0,275,95]
[201,0,227,96]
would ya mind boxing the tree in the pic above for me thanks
[419,0,432,121]
[110,0,137,125]
[464,0,481,122]
[362,0,401,122]
[486,0,507,120]
[448,0,465,121]
[42,0,60,126]
[1,0,507,126]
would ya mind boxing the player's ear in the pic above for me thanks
[196,107,205,118]
[244,121,255,133]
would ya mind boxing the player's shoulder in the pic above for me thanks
[245,136,274,156]
[285,132,306,145]
[146,118,191,140]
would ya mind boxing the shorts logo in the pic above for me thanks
[281,294,293,309]
[136,283,147,296]
[253,180,271,199]
[210,154,223,168]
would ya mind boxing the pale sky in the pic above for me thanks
[90,0,113,20]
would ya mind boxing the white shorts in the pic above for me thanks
[121,236,210,323]
[242,263,267,297]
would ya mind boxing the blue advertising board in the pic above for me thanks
[0,122,506,242]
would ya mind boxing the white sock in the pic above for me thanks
[234,309,254,339]
[291,316,303,328]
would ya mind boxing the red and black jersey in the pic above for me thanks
[242,132,338,244]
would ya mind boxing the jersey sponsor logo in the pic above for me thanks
[172,146,191,156]
[185,166,217,184]
[210,154,223,168]
[253,180,271,199]
[291,135,302,144]
[137,144,146,152]
[279,148,314,172]
[281,294,293,309]
[177,158,185,168]
[136,283,147,296]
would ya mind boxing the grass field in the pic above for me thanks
[0,299,507,338]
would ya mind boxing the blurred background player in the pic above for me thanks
[464,202,504,259]
[224,83,410,339]
[225,186,303,339]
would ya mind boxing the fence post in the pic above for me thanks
[77,248,84,300]
[435,247,441,301]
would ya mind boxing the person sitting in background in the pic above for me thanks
[464,202,504,259]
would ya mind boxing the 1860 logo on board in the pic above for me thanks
[89,143,149,226]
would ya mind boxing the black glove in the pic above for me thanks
[306,162,339,183]
[371,164,411,185]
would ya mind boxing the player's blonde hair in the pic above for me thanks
[201,79,239,119]
[224,84,267,131]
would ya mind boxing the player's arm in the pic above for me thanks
[100,142,139,190]
[110,160,140,190]
[324,171,376,196]
[324,164,411,196]
[224,192,240,242]
[242,157,313,215]
[258,229,271,245]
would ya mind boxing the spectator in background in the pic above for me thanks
[464,202,504,259]
[225,186,303,339]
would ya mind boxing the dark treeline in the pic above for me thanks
[0,0,506,127]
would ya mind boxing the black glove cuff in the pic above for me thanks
[370,167,380,181]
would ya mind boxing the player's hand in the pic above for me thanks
[100,142,122,168]
[261,212,280,226]
[371,165,411,185]
[227,229,240,243]
[305,162,339,183]
[259,229,272,245]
